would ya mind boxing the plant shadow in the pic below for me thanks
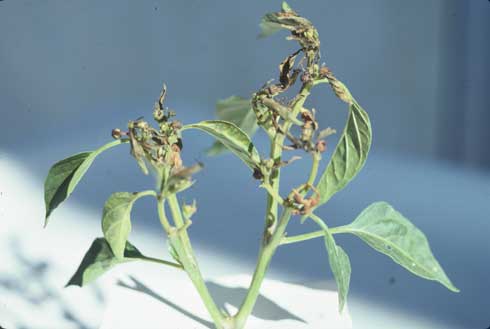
[117,276,306,327]
[205,281,306,323]
[117,276,215,329]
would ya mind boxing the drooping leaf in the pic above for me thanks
[44,139,126,225]
[342,202,459,292]
[101,191,153,259]
[183,120,261,170]
[324,228,351,313]
[66,238,144,287]
[207,96,258,156]
[316,101,371,205]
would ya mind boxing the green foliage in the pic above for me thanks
[66,238,144,287]
[342,202,459,292]
[102,191,154,259]
[44,140,126,225]
[323,229,351,313]
[41,4,459,328]
[183,120,261,170]
[207,96,258,156]
[316,101,371,205]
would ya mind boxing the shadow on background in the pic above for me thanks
[117,275,306,327]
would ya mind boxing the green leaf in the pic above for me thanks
[324,231,351,313]
[44,139,126,225]
[308,213,351,312]
[66,238,144,287]
[207,96,258,156]
[342,202,459,292]
[316,101,371,205]
[101,191,154,259]
[183,120,261,170]
[281,1,293,12]
[259,15,284,38]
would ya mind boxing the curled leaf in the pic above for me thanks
[183,120,261,170]
[316,101,371,206]
[208,96,258,156]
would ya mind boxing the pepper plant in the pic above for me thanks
[43,3,458,328]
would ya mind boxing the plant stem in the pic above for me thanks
[140,255,183,269]
[164,194,229,328]
[281,229,325,245]
[232,83,316,328]
[156,197,172,233]
[233,208,293,328]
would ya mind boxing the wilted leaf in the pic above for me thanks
[102,192,153,259]
[208,96,258,156]
[183,120,261,170]
[44,140,126,225]
[342,202,459,292]
[324,228,351,312]
[316,101,371,205]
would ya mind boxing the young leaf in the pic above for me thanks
[44,139,126,225]
[66,238,144,287]
[207,96,258,156]
[342,202,459,292]
[101,191,154,259]
[324,232,351,313]
[316,101,371,205]
[183,120,261,170]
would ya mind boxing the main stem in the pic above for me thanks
[164,194,231,329]
[233,83,314,328]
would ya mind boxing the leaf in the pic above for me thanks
[258,3,315,42]
[342,202,459,292]
[316,101,371,205]
[207,96,258,156]
[44,139,126,225]
[66,238,144,287]
[324,229,351,313]
[101,192,152,259]
[183,120,261,170]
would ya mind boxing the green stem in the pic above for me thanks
[233,83,317,328]
[281,229,325,245]
[233,208,293,328]
[164,194,228,328]
[140,255,183,269]
[96,138,129,154]
[156,197,172,233]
